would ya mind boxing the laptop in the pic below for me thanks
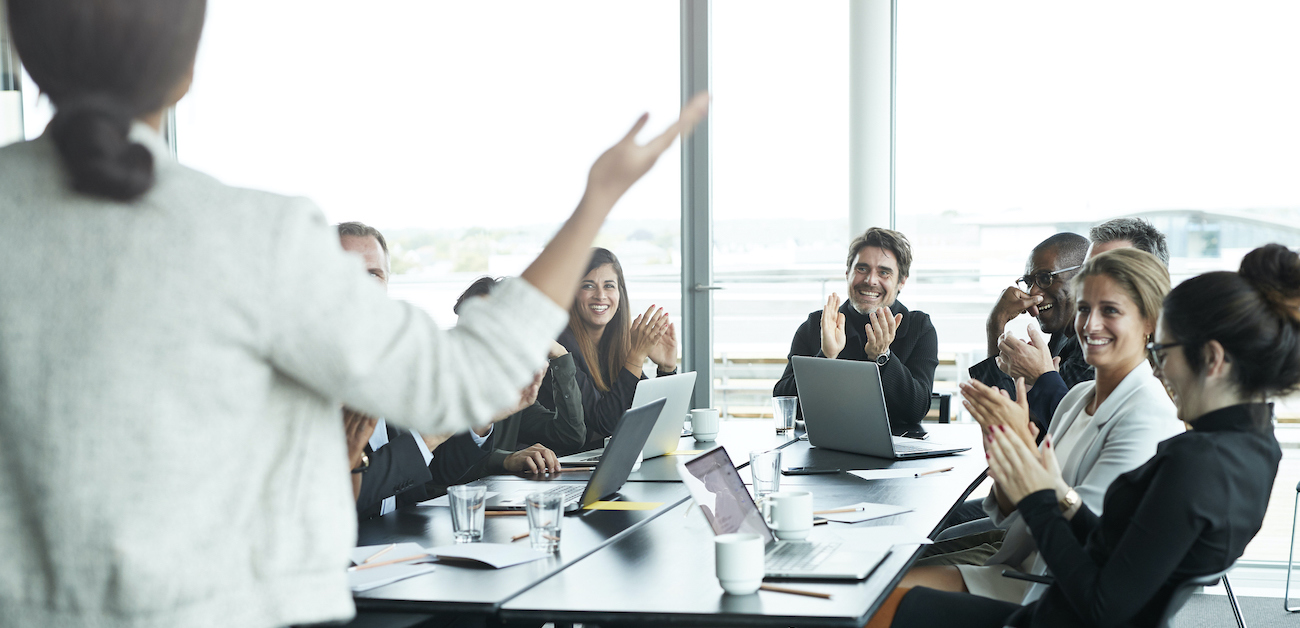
[790,355,969,459]
[678,447,886,580]
[558,372,697,466]
[487,398,667,513]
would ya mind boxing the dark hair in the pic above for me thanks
[336,221,390,261]
[1162,244,1300,398]
[453,276,504,314]
[568,248,631,392]
[846,227,913,278]
[8,0,207,200]
[1090,218,1170,267]
[1033,232,1089,269]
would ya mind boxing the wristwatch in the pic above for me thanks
[351,452,370,474]
[875,349,891,367]
[1059,488,1080,513]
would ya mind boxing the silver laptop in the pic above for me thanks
[790,356,968,459]
[559,372,697,466]
[488,398,667,513]
[678,446,885,580]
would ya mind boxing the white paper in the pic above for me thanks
[426,543,550,569]
[823,525,934,550]
[348,563,438,592]
[817,501,912,523]
[417,491,499,507]
[351,542,429,566]
[847,467,952,481]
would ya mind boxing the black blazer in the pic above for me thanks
[539,327,646,449]
[773,300,939,434]
[355,425,433,520]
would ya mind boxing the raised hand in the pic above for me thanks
[995,325,1056,385]
[960,376,1035,450]
[505,443,561,475]
[864,306,902,361]
[343,407,378,470]
[647,321,677,371]
[584,92,711,207]
[987,286,1043,356]
[821,293,847,359]
[986,427,1069,507]
[627,305,670,372]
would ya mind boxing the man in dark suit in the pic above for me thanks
[773,227,939,436]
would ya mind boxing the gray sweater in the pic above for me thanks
[0,125,568,628]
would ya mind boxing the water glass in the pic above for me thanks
[772,396,798,434]
[749,449,781,499]
[525,490,565,553]
[448,484,486,543]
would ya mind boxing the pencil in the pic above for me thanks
[361,543,395,564]
[511,532,530,542]
[814,506,864,515]
[916,467,954,477]
[760,584,832,600]
[347,553,428,572]
[485,511,527,516]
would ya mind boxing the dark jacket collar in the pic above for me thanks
[840,299,910,331]
[1189,403,1273,435]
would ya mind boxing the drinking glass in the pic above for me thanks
[749,449,781,499]
[448,484,486,543]
[772,396,798,434]
[525,490,565,553]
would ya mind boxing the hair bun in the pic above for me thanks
[1240,243,1300,323]
[48,95,155,201]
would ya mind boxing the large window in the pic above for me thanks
[176,0,680,328]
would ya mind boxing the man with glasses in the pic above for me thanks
[968,232,1093,433]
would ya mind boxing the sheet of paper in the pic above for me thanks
[823,525,934,550]
[847,467,952,481]
[348,563,437,592]
[351,542,429,566]
[663,450,705,456]
[582,501,663,511]
[427,543,550,569]
[417,491,499,507]
[817,502,912,523]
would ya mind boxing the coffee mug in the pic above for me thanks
[691,408,720,442]
[761,490,813,541]
[714,533,764,595]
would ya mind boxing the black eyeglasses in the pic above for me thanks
[1145,341,1183,366]
[1016,264,1082,291]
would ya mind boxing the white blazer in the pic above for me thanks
[963,360,1182,602]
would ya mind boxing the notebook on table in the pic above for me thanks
[487,398,666,513]
[558,372,697,466]
[678,446,886,580]
[790,356,968,460]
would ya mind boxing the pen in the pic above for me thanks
[346,553,428,572]
[360,543,395,564]
[814,506,867,515]
[916,467,954,477]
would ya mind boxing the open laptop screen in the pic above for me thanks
[680,447,774,544]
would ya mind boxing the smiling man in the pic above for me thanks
[968,232,1093,432]
[774,228,939,435]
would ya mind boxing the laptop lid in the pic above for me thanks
[579,397,667,509]
[678,446,775,545]
[632,372,698,459]
[790,356,897,459]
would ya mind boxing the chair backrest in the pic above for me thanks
[1157,566,1233,628]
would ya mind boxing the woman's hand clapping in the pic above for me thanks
[960,377,1037,450]
[627,305,670,371]
[647,320,677,371]
[986,426,1070,508]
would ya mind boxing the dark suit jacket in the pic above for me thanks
[539,328,650,449]
[356,425,433,520]
[773,300,939,435]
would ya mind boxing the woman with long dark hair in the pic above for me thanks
[868,243,1297,628]
[0,1,707,625]
[543,247,677,446]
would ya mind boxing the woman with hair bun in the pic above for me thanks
[0,0,707,625]
[867,243,1296,628]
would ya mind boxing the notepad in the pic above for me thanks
[426,543,550,568]
[417,492,500,507]
[847,467,950,481]
[818,502,912,523]
[348,563,438,592]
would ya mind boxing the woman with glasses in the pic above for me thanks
[871,243,1296,628]
[901,249,1182,604]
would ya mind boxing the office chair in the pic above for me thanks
[1286,479,1300,612]
[1158,566,1246,628]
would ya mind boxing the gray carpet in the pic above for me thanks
[1172,595,1300,628]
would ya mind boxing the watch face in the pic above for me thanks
[876,354,888,366]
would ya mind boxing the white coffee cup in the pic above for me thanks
[761,490,813,541]
[691,408,720,442]
[714,533,764,595]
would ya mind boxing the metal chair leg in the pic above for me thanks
[1286,482,1300,612]
[1221,574,1247,628]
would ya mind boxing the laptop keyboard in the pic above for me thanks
[765,541,840,571]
